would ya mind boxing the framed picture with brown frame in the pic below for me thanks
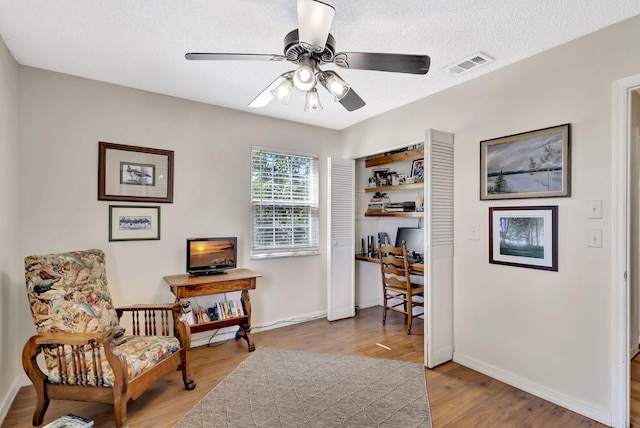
[489,205,558,271]
[98,141,174,203]
[480,124,571,200]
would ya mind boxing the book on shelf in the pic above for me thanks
[182,300,246,323]
[384,201,416,212]
[179,298,245,325]
[43,414,93,428]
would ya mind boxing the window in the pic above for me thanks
[251,147,319,258]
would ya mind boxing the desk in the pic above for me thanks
[355,254,424,273]
[163,269,261,351]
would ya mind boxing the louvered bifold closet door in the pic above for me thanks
[425,129,455,369]
[327,158,355,321]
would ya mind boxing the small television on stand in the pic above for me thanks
[186,237,237,276]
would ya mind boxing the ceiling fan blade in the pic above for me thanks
[297,0,335,52]
[334,52,430,75]
[339,88,366,112]
[186,53,286,61]
[248,74,291,108]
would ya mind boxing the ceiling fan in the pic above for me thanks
[185,0,430,112]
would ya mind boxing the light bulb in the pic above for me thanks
[319,71,350,101]
[292,65,316,91]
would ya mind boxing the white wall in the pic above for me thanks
[16,67,341,347]
[0,36,22,419]
[340,14,640,424]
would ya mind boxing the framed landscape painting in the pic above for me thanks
[480,124,571,200]
[489,206,558,271]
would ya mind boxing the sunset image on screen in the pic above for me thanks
[190,240,234,266]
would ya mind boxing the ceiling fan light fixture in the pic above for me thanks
[319,71,350,101]
[292,64,316,91]
[304,88,323,112]
[271,77,294,104]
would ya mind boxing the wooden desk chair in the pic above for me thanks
[378,240,424,334]
[22,249,196,428]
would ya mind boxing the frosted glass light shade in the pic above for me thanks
[304,88,323,112]
[271,78,294,104]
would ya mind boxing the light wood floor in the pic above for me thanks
[3,306,605,428]
[631,354,640,427]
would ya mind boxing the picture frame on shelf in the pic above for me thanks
[489,205,558,271]
[98,141,174,203]
[411,159,424,182]
[480,123,571,200]
[372,168,395,187]
[109,205,161,241]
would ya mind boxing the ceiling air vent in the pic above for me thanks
[445,53,494,75]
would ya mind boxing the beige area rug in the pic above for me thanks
[175,347,431,428]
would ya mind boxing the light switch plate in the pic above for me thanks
[469,224,480,241]
[588,229,602,247]
[588,200,602,219]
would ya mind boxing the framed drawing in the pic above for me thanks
[109,205,160,241]
[489,206,558,271]
[98,142,174,203]
[480,124,570,200]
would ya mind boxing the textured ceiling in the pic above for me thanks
[0,1,639,130]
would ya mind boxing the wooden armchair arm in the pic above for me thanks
[115,302,191,349]
[31,330,116,346]
[117,303,182,312]
[22,329,128,389]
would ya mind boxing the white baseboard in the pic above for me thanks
[356,298,380,309]
[190,310,327,348]
[453,352,611,426]
[0,374,31,425]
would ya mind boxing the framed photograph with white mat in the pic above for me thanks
[109,205,161,241]
[489,205,558,271]
[98,141,174,203]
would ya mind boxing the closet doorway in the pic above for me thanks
[613,74,640,428]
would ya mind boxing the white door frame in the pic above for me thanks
[613,73,640,428]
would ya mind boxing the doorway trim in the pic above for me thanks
[613,73,640,428]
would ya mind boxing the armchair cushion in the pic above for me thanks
[25,249,119,334]
[46,335,180,386]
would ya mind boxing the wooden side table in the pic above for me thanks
[163,269,261,351]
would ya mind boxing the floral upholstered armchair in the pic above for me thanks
[22,249,195,428]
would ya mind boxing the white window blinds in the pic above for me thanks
[251,147,319,258]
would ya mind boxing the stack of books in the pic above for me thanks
[384,201,416,212]
[367,192,390,214]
